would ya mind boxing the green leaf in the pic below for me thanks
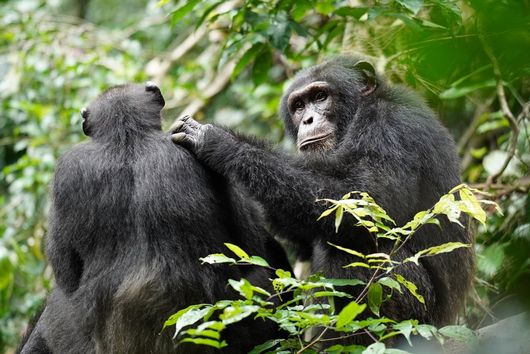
[180,337,227,349]
[324,344,365,353]
[246,256,270,267]
[316,0,335,15]
[249,339,283,354]
[343,262,371,269]
[328,242,365,259]
[318,205,338,220]
[393,320,415,346]
[335,7,369,19]
[395,274,425,305]
[195,1,224,29]
[165,304,212,336]
[228,279,254,299]
[313,290,353,298]
[251,47,272,85]
[336,301,366,328]
[396,0,424,15]
[377,277,402,293]
[416,324,438,341]
[439,79,496,99]
[335,205,344,232]
[367,283,383,316]
[363,342,385,354]
[432,194,463,227]
[275,269,292,278]
[232,43,264,79]
[170,0,201,25]
[185,328,220,340]
[200,253,236,265]
[439,325,478,347]
[404,242,470,265]
[477,244,504,277]
[224,243,250,259]
[322,278,365,287]
[433,0,462,18]
[220,304,260,325]
[459,188,486,224]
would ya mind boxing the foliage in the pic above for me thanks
[164,185,491,352]
[0,0,528,351]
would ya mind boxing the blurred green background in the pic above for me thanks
[0,0,528,351]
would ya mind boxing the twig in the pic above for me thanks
[168,56,239,130]
[146,26,208,84]
[471,176,530,198]
[297,327,329,353]
[479,33,520,186]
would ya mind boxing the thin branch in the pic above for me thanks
[297,327,329,353]
[146,26,208,84]
[168,56,239,130]
[479,33,520,186]
[471,175,530,198]
[457,98,493,154]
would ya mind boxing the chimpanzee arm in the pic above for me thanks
[45,152,86,293]
[173,123,394,244]
[46,223,83,293]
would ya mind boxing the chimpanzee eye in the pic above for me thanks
[294,100,304,111]
[314,91,327,101]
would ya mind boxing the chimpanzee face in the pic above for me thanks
[287,81,337,154]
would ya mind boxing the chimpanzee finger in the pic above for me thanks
[170,120,185,134]
[171,132,195,150]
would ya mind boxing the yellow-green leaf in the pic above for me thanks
[224,243,250,259]
[328,242,365,258]
[335,206,344,232]
[395,274,425,305]
[459,187,486,225]
[336,301,366,328]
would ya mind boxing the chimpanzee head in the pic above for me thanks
[280,56,379,154]
[81,82,165,140]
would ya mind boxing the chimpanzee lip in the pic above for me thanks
[299,132,333,148]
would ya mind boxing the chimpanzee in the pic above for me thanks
[171,56,474,339]
[17,83,290,354]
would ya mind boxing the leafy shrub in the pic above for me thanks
[164,185,494,353]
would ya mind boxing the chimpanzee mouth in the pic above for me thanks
[298,132,333,150]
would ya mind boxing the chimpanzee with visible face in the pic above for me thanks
[171,56,474,341]
[17,83,291,354]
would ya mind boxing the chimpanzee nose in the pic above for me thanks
[145,81,159,92]
[303,116,313,125]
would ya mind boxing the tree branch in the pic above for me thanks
[146,26,208,85]
[479,33,521,186]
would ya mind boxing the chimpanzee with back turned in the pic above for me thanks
[171,56,474,344]
[17,83,291,354]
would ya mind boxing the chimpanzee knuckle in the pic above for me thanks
[171,132,187,143]
[171,120,185,133]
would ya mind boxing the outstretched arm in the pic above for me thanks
[171,117,370,243]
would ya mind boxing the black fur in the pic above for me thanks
[174,56,474,339]
[18,83,290,353]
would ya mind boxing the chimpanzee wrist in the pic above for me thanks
[195,125,240,172]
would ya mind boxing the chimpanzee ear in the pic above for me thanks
[354,60,377,96]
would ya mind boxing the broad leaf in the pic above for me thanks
[367,283,383,316]
[224,243,250,259]
[336,301,366,328]
[395,274,425,305]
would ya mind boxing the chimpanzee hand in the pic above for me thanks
[170,115,212,155]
